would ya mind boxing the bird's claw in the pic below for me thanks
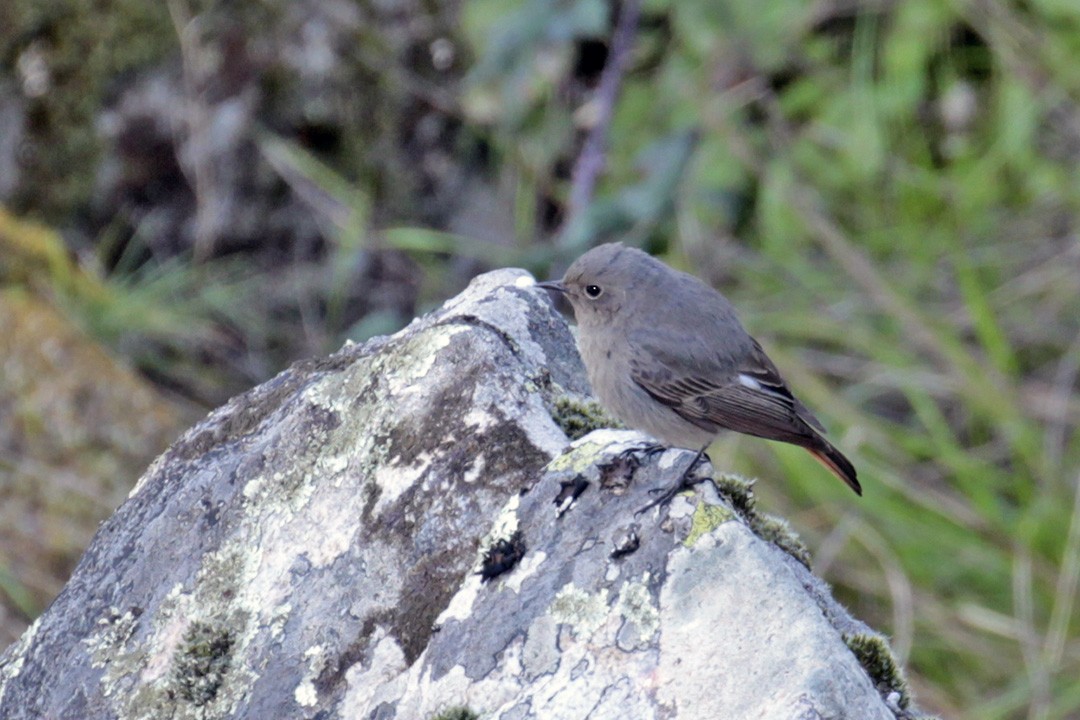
[634,447,711,516]
[616,442,667,465]
[634,484,688,516]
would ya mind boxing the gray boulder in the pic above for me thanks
[0,269,920,719]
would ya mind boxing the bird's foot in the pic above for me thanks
[598,442,667,492]
[616,441,667,467]
[634,447,711,516]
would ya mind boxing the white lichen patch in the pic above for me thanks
[322,453,349,476]
[295,681,317,708]
[387,328,460,396]
[664,492,698,521]
[616,578,659,641]
[462,453,486,484]
[463,406,496,433]
[241,473,265,501]
[293,680,317,708]
[505,551,547,594]
[476,494,521,563]
[436,573,484,624]
[341,631,408,713]
[373,452,433,512]
[289,469,318,511]
[140,586,193,683]
[294,644,327,708]
[241,465,318,511]
[244,520,325,609]
[299,489,360,568]
[301,355,379,413]
[605,563,621,583]
[268,602,292,639]
[392,629,535,718]
[550,585,610,638]
[391,661,493,719]
[0,615,40,700]
[84,606,141,672]
[509,645,615,720]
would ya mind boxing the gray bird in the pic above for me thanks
[538,242,860,496]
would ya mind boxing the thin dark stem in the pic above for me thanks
[566,0,642,218]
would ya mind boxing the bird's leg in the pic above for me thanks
[634,444,711,516]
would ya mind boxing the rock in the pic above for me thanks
[0,269,924,719]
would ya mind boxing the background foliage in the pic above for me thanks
[2,0,1080,717]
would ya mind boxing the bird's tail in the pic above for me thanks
[805,440,861,496]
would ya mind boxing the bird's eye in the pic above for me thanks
[584,284,603,298]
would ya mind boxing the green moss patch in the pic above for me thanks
[429,708,479,720]
[844,632,910,709]
[172,621,236,707]
[550,396,620,440]
[709,474,812,569]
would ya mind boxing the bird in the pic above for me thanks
[537,242,860,499]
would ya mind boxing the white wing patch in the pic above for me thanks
[737,373,763,391]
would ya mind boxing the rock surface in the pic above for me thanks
[0,269,922,719]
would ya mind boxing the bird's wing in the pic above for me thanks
[739,338,827,433]
[629,335,826,444]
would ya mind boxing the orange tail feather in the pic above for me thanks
[805,443,861,496]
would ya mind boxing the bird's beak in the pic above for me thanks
[536,280,568,293]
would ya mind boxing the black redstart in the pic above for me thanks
[538,242,860,496]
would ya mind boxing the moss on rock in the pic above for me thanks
[429,708,479,720]
[550,395,619,440]
[843,632,910,709]
[709,474,812,569]
[172,621,236,706]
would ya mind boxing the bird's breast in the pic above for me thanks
[575,327,716,449]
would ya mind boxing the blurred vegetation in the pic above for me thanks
[2,0,1080,717]
[0,211,200,648]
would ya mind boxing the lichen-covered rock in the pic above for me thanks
[0,269,924,719]
[381,431,917,720]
